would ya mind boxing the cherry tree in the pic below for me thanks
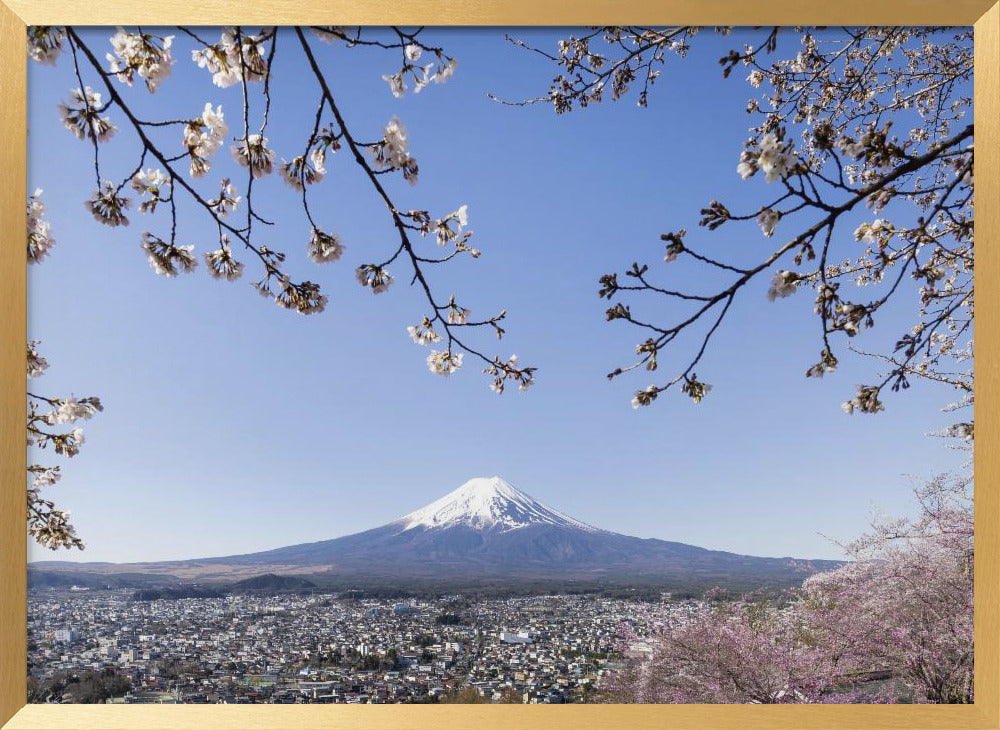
[26,26,536,549]
[508,27,973,426]
[609,474,973,704]
[799,473,974,703]
[605,596,835,704]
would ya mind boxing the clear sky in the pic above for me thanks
[27,27,970,564]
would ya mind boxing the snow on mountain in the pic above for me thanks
[395,476,602,534]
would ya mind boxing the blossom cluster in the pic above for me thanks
[42,397,104,426]
[484,354,535,393]
[736,131,797,183]
[27,341,49,379]
[426,349,463,376]
[355,264,394,294]
[841,384,885,414]
[279,148,327,190]
[26,341,103,550]
[403,205,480,258]
[232,134,276,178]
[183,103,228,178]
[204,240,245,281]
[131,168,171,214]
[631,385,659,409]
[206,178,240,218]
[106,28,174,92]
[407,317,442,345]
[58,87,116,143]
[371,117,419,184]
[27,26,65,65]
[85,182,130,227]
[307,229,345,264]
[272,276,328,315]
[381,44,458,98]
[767,270,799,301]
[191,27,271,88]
[140,233,197,277]
[27,189,55,264]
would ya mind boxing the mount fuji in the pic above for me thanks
[31,476,841,589]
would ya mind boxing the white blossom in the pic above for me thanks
[58,87,116,143]
[404,44,422,62]
[31,467,61,489]
[27,341,49,379]
[207,178,241,218]
[201,103,228,140]
[273,277,328,315]
[842,385,884,415]
[65,427,85,456]
[191,27,269,88]
[183,103,227,178]
[767,270,798,301]
[736,150,757,180]
[946,422,974,441]
[232,134,275,178]
[756,208,780,238]
[427,349,463,376]
[371,117,419,185]
[141,233,197,277]
[407,319,442,345]
[434,205,471,246]
[311,27,346,43]
[485,353,533,393]
[85,182,130,227]
[310,147,327,176]
[382,72,406,98]
[447,306,470,324]
[279,154,325,190]
[356,264,394,294]
[853,219,891,243]
[27,189,55,263]
[433,57,457,84]
[663,241,683,263]
[413,63,436,94]
[204,240,244,281]
[130,168,171,213]
[631,385,659,409]
[106,27,174,92]
[27,26,65,66]
[757,132,795,183]
[45,397,102,425]
[307,229,345,263]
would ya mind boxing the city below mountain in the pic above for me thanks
[30,476,841,593]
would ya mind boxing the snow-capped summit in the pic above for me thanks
[395,476,601,533]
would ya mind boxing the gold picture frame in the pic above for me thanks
[2,2,997,728]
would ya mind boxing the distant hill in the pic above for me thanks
[229,573,317,591]
[28,569,182,590]
[132,585,226,601]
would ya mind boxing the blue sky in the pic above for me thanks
[27,27,969,563]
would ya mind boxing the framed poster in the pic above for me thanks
[2,1,998,729]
